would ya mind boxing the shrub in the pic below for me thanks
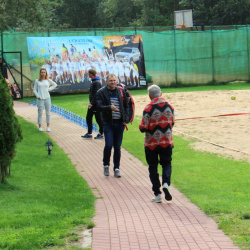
[0,73,22,183]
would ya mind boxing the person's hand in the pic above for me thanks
[111,102,119,112]
[88,104,92,109]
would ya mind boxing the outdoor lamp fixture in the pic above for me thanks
[45,140,53,155]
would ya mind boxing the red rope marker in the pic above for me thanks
[173,129,250,155]
[176,112,250,121]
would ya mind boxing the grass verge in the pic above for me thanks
[0,117,95,249]
[19,82,250,249]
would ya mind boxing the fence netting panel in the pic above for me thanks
[1,26,249,96]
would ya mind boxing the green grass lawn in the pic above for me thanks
[0,117,95,249]
[12,82,250,249]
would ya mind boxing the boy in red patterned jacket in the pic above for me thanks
[139,84,175,203]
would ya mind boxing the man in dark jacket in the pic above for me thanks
[81,69,103,139]
[96,73,129,178]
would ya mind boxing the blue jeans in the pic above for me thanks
[145,145,172,196]
[37,98,51,125]
[103,120,125,170]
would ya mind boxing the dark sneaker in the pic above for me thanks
[81,133,92,138]
[103,165,109,176]
[94,133,104,139]
[114,168,121,178]
[152,194,162,203]
[162,183,172,201]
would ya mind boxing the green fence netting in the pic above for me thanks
[1,26,249,96]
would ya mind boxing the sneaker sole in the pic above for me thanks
[104,170,109,176]
[163,187,172,201]
[94,137,103,139]
[152,199,162,203]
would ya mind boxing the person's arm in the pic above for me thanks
[96,89,111,111]
[48,79,57,91]
[33,80,39,98]
[139,108,150,133]
[172,110,175,127]
[169,103,175,127]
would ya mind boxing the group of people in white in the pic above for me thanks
[42,44,140,87]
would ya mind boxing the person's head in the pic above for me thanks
[88,68,97,78]
[39,68,48,81]
[148,84,162,100]
[106,73,117,90]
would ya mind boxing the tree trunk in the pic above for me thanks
[1,163,6,183]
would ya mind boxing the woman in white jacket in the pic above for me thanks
[33,68,57,132]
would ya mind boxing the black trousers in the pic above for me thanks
[86,107,103,134]
[145,145,172,196]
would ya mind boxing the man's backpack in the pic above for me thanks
[117,83,135,124]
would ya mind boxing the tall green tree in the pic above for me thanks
[0,0,61,31]
[0,73,22,183]
[179,0,250,25]
[55,0,102,28]
[96,0,180,27]
[211,0,250,25]
[131,0,180,26]
[95,0,139,27]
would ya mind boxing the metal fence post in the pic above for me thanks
[246,25,250,81]
[1,30,3,75]
[173,26,178,85]
[1,30,3,54]
[211,25,215,83]
[20,52,23,98]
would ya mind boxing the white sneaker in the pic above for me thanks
[46,127,51,132]
[152,194,162,203]
[162,183,172,201]
[39,127,43,132]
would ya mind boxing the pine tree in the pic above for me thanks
[0,73,22,183]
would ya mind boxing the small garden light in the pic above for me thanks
[45,140,53,155]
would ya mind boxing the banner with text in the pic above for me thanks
[27,35,146,93]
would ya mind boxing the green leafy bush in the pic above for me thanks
[0,73,22,182]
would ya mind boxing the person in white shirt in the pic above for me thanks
[33,68,57,132]
[123,59,131,85]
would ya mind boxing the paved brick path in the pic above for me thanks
[14,101,239,250]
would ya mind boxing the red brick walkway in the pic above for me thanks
[14,101,239,250]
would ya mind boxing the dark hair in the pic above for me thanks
[88,68,97,76]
